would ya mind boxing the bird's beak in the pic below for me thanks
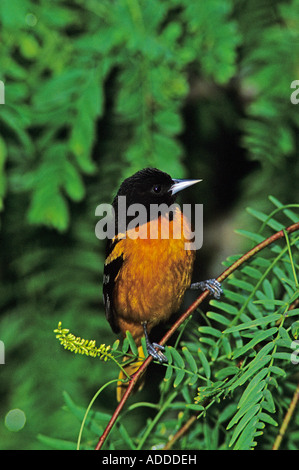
[170,178,202,196]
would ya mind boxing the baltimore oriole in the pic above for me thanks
[103,168,222,401]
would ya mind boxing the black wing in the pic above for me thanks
[103,238,124,334]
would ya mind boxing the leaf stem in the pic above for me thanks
[283,229,299,287]
[136,390,178,450]
[77,379,119,450]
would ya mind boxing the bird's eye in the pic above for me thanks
[152,184,162,194]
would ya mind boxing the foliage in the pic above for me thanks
[1,0,299,451]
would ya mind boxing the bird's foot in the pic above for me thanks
[142,322,168,363]
[190,278,223,299]
[147,341,168,363]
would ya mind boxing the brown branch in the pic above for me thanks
[95,222,299,450]
[272,382,299,450]
[163,414,197,450]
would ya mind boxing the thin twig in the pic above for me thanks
[163,415,197,450]
[272,382,299,450]
[95,222,299,450]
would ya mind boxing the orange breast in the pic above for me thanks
[113,209,196,341]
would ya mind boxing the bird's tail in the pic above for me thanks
[117,345,146,402]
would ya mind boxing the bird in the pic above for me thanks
[102,167,222,401]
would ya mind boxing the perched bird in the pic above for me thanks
[103,168,222,401]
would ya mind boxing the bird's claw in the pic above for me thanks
[190,278,223,299]
[142,321,168,363]
[147,342,168,363]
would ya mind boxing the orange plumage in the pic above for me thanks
[112,209,195,344]
[102,168,201,401]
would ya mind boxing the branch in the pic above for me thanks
[272,382,299,450]
[95,222,299,450]
[163,414,197,450]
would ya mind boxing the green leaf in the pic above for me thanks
[238,370,268,409]
[186,404,205,412]
[169,347,185,368]
[247,299,263,319]
[246,207,284,231]
[62,391,106,432]
[222,289,246,304]
[182,346,198,374]
[210,344,219,362]
[206,311,230,325]
[252,257,271,268]
[125,331,138,356]
[269,365,286,377]
[284,308,299,319]
[164,363,173,383]
[63,162,85,202]
[209,300,238,316]
[199,337,218,348]
[122,337,129,354]
[215,366,239,380]
[291,321,299,339]
[196,381,224,401]
[229,356,271,392]
[221,335,232,359]
[197,348,211,379]
[34,69,84,112]
[227,400,261,431]
[229,405,260,448]
[37,434,77,450]
[228,278,255,292]
[69,117,96,174]
[273,352,293,361]
[262,389,276,413]
[218,403,238,424]
[232,328,277,359]
[262,279,274,299]
[28,189,69,232]
[241,266,263,280]
[198,326,222,338]
[188,373,199,386]
[254,299,286,307]
[259,412,278,426]
[118,423,136,450]
[224,314,281,334]
[232,416,259,450]
[173,369,186,388]
[277,326,293,348]
[273,266,294,296]
[154,109,183,135]
[112,339,120,351]
[235,229,265,244]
